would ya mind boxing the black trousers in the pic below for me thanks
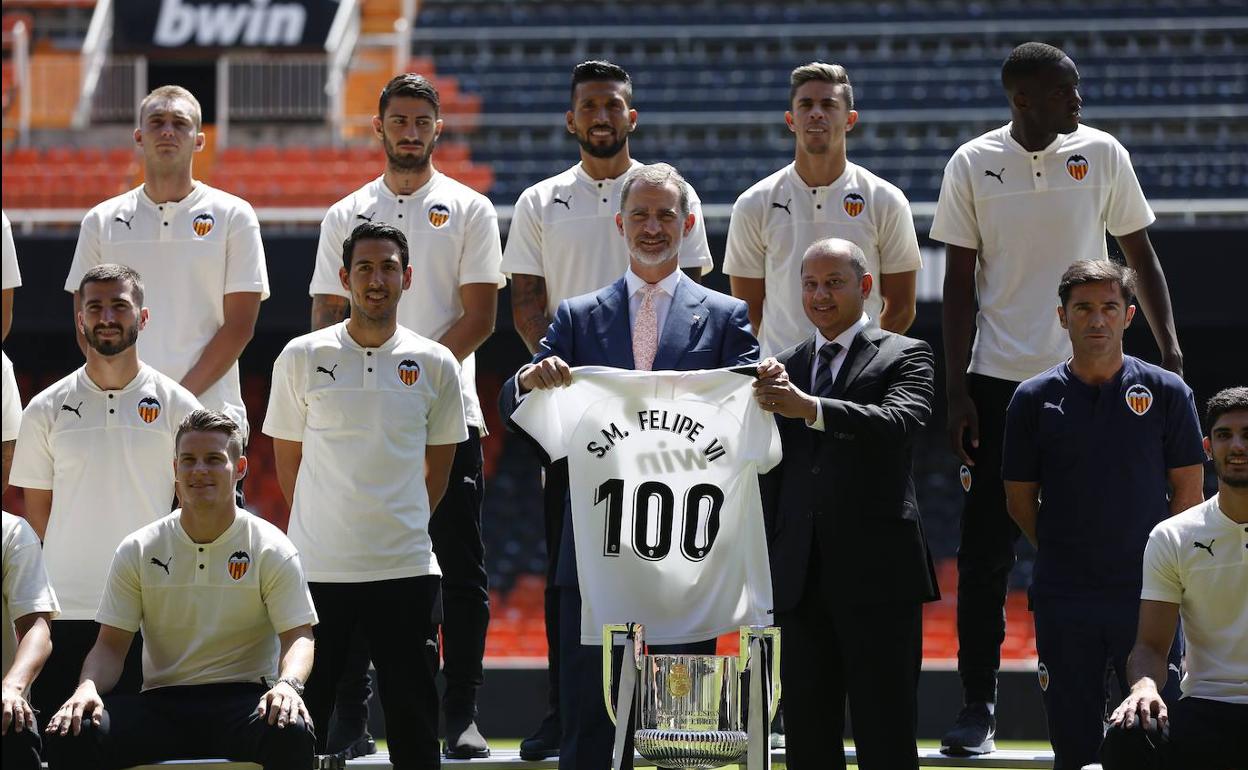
[32,620,143,723]
[43,682,313,770]
[1101,696,1248,770]
[540,460,569,720]
[2,713,43,770]
[955,373,1022,703]
[557,582,716,770]
[306,576,442,769]
[778,551,924,770]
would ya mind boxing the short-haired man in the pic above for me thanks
[725,62,922,357]
[307,72,503,760]
[502,163,758,770]
[266,222,469,768]
[502,60,715,759]
[1002,260,1204,770]
[10,265,202,722]
[65,85,268,446]
[754,238,938,769]
[931,42,1184,754]
[44,410,317,770]
[1101,387,1248,769]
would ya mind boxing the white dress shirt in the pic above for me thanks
[624,267,682,335]
[808,313,870,431]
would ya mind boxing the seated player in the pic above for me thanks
[44,410,319,770]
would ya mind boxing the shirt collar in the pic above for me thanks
[1002,122,1067,156]
[815,313,870,353]
[624,267,682,299]
[574,159,642,186]
[138,181,203,210]
[337,321,402,352]
[377,171,440,201]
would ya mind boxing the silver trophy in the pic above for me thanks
[603,623,781,770]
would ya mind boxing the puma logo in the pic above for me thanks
[771,198,792,214]
[984,168,1005,183]
[355,211,375,222]
[61,401,84,419]
[552,195,571,209]
[1043,398,1065,415]
[114,214,135,230]
[150,556,172,575]
[316,364,338,381]
[1193,540,1215,557]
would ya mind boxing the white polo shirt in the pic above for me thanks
[263,323,468,583]
[3,511,60,680]
[2,352,19,442]
[65,182,269,434]
[97,510,318,691]
[2,210,18,291]
[502,160,715,315]
[309,172,503,431]
[9,364,201,619]
[1141,495,1248,704]
[723,162,922,357]
[930,123,1155,382]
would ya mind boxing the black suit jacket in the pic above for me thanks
[761,326,940,613]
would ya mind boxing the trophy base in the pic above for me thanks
[634,728,749,769]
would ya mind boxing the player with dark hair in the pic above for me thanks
[269,223,470,767]
[308,73,504,759]
[1002,260,1203,769]
[43,410,318,770]
[931,41,1184,755]
[1101,387,1248,769]
[500,59,718,760]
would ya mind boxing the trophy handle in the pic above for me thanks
[602,623,644,725]
[739,625,783,721]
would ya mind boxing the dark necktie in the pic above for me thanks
[813,342,843,397]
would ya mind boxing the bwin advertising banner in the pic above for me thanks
[113,0,340,53]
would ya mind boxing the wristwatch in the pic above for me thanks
[276,676,305,696]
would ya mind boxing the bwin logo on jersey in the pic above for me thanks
[397,359,421,387]
[192,213,215,237]
[227,550,251,581]
[959,465,972,493]
[428,203,451,228]
[137,396,161,423]
[842,193,865,217]
[1066,154,1089,181]
[1125,384,1154,416]
[154,0,307,48]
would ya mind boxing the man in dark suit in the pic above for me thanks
[753,237,938,770]
[502,163,758,770]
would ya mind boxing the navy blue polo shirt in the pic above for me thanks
[1003,355,1204,601]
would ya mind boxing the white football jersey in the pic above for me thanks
[513,367,781,644]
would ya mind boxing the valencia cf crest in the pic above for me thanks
[192,213,215,237]
[1066,155,1089,181]
[1125,384,1153,416]
[227,550,250,581]
[842,193,865,217]
[137,396,161,423]
[428,203,451,228]
[1037,662,1050,691]
[959,465,973,493]
[397,359,421,386]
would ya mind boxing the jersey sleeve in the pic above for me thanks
[1001,387,1040,482]
[680,184,714,274]
[722,191,766,279]
[260,541,318,634]
[224,201,270,299]
[459,197,506,287]
[8,395,53,490]
[928,151,981,250]
[65,208,105,293]
[3,515,59,622]
[261,345,309,442]
[510,383,572,463]
[1,353,20,442]
[426,348,469,446]
[96,538,143,633]
[309,202,351,298]
[167,384,205,429]
[1163,383,1206,469]
[1104,140,1156,237]
[876,185,923,274]
[1,212,20,290]
[500,187,546,278]
[1139,527,1182,604]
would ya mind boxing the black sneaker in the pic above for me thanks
[444,715,490,759]
[940,701,997,756]
[519,710,561,761]
[330,733,375,761]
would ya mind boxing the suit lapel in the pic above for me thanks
[790,336,817,394]
[591,278,635,368]
[832,329,880,396]
[652,278,708,371]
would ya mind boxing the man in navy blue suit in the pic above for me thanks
[502,163,758,770]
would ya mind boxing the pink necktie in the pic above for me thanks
[633,284,661,371]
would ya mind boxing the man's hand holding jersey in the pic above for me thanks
[753,358,818,423]
[518,356,573,394]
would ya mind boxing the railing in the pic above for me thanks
[72,0,112,129]
[324,0,361,146]
[4,19,31,146]
[88,55,144,124]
